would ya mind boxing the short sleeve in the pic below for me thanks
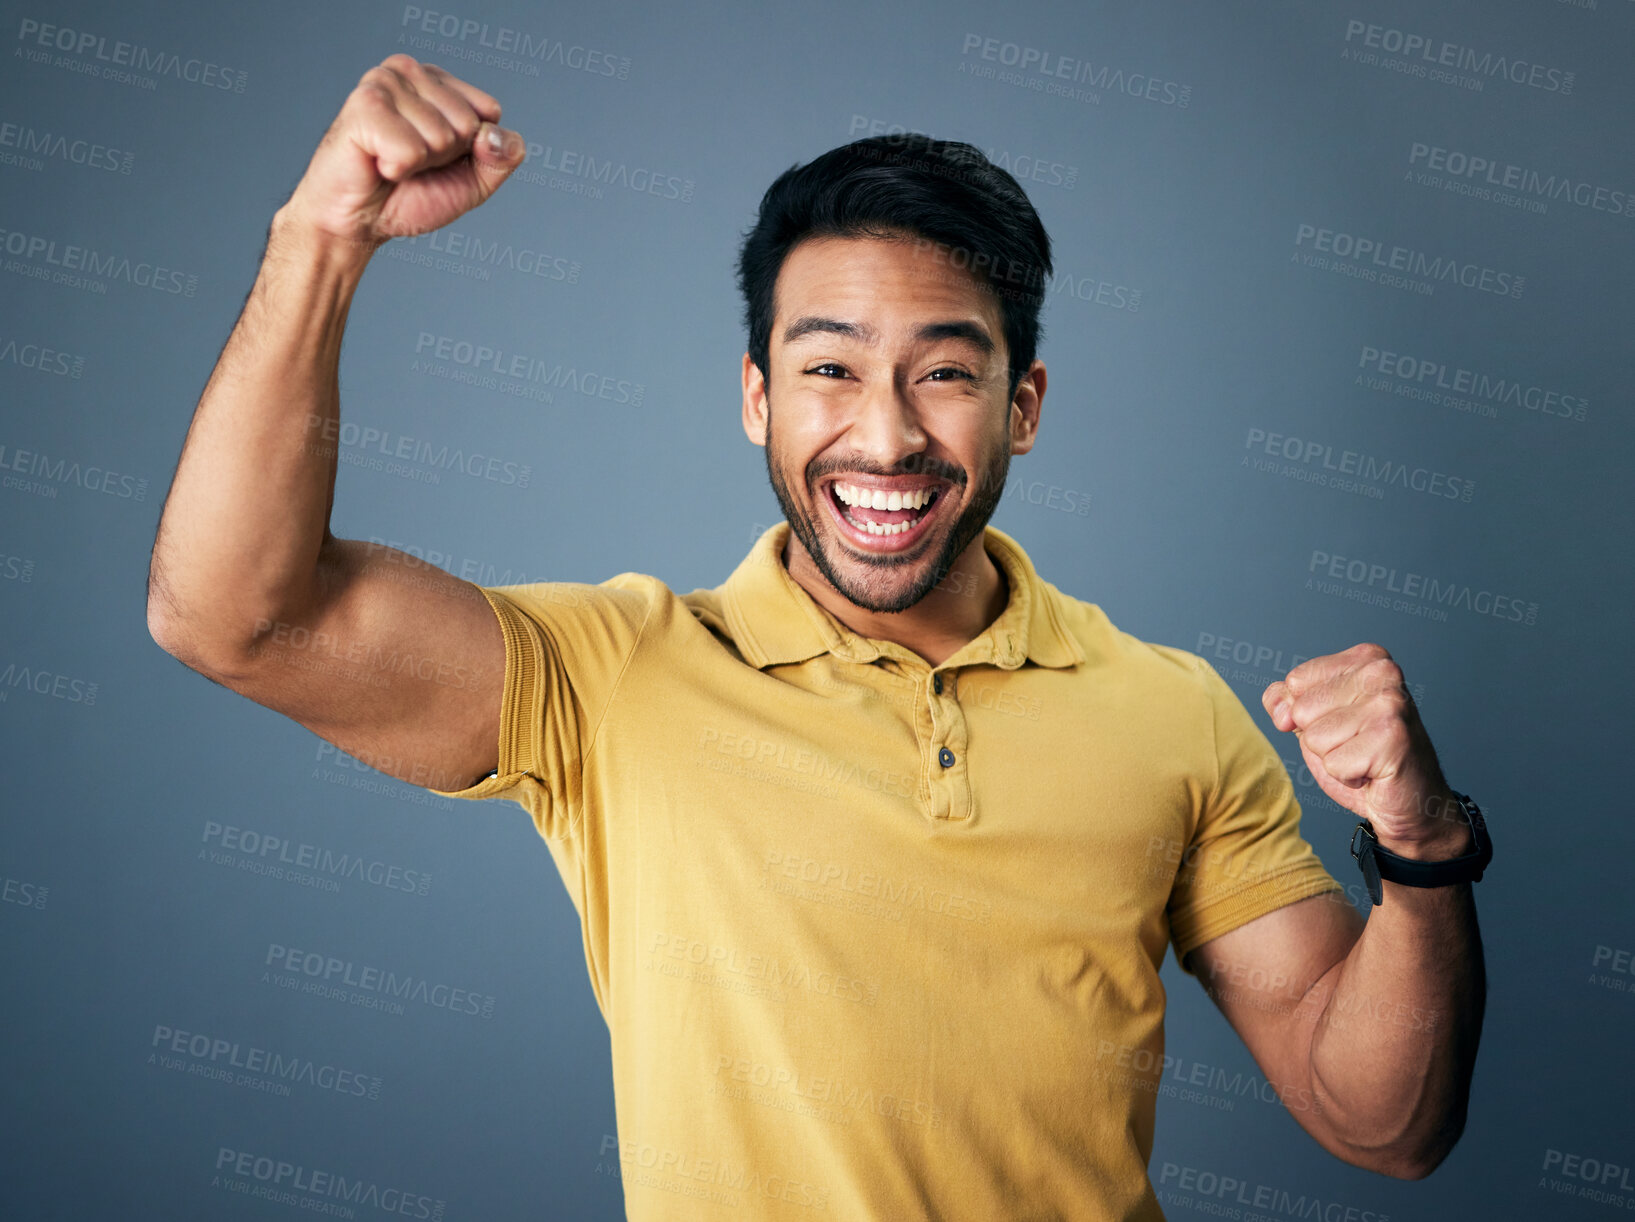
[1166,657,1345,973]
[425,577,654,840]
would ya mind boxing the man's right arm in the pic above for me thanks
[146,55,529,794]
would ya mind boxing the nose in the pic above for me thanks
[845,374,929,470]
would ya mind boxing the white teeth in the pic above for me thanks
[831,482,934,510]
[860,519,911,536]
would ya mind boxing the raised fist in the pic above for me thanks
[282,54,525,248]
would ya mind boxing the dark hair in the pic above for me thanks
[736,133,1053,402]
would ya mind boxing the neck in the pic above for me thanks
[781,530,1009,667]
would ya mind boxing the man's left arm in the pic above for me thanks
[1184,642,1485,1180]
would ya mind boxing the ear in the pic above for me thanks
[1008,360,1046,457]
[742,352,769,447]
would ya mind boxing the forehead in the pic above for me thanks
[772,233,1002,338]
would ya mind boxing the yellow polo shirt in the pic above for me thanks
[430,523,1343,1221]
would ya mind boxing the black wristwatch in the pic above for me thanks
[1349,791,1491,906]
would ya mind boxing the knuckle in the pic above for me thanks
[361,65,405,94]
[384,135,429,173]
[382,53,418,73]
[422,114,460,149]
[1363,658,1404,693]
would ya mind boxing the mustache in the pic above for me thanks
[806,454,967,486]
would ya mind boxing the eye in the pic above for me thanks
[804,363,849,379]
[926,368,974,382]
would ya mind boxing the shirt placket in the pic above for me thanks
[922,666,972,822]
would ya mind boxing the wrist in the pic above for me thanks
[1374,820,1474,862]
[1373,787,1473,861]
[269,204,382,277]
[1351,790,1490,905]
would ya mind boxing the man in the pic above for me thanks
[148,55,1487,1221]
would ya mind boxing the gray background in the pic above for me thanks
[2,0,1631,1218]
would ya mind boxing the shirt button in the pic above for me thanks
[932,674,943,694]
[938,747,955,768]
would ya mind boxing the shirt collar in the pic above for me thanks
[720,521,1084,671]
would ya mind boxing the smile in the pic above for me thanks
[822,479,947,550]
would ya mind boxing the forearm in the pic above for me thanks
[1307,812,1485,1176]
[149,211,377,663]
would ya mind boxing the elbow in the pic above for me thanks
[1334,1114,1466,1181]
[146,598,261,682]
[147,603,217,676]
[146,599,185,659]
[146,562,204,667]
[1370,1146,1450,1182]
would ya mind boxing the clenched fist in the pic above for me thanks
[1262,642,1465,854]
[281,54,525,249]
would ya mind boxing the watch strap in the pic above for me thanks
[1350,791,1491,906]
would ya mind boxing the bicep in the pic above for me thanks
[1182,892,1364,1113]
[213,537,507,793]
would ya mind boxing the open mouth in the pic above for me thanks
[821,478,947,550]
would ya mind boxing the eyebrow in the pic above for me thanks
[781,315,995,356]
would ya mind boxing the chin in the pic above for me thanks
[809,520,958,614]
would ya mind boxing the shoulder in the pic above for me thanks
[487,568,751,665]
[1044,581,1217,696]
